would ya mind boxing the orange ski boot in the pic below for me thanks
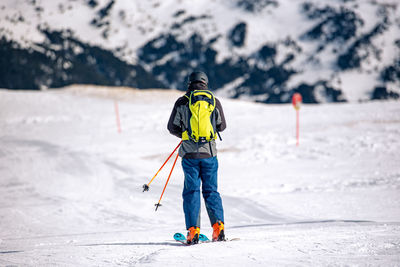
[186,226,200,244]
[212,221,225,241]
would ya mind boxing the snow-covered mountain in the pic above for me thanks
[1,0,399,102]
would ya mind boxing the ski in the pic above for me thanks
[173,232,210,245]
[173,233,239,245]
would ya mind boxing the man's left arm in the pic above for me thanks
[167,100,183,138]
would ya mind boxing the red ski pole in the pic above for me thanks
[155,152,179,211]
[143,141,182,192]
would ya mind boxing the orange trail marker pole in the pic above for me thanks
[296,109,300,146]
[114,100,122,133]
[155,152,179,211]
[143,141,182,192]
[292,93,302,146]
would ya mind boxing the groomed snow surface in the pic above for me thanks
[0,86,399,266]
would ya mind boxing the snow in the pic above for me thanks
[339,71,379,102]
[0,85,400,266]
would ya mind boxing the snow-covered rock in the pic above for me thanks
[0,0,399,102]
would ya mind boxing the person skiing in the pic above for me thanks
[167,71,226,244]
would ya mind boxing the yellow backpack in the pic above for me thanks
[183,90,217,143]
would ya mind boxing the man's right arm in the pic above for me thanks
[215,98,226,132]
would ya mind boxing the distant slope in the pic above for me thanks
[0,0,399,102]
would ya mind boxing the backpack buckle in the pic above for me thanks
[198,137,207,143]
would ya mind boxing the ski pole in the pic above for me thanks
[143,141,182,192]
[154,151,179,211]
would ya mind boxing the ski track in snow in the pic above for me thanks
[0,86,400,266]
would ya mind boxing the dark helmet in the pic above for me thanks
[188,71,208,85]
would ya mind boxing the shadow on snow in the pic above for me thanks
[230,219,380,229]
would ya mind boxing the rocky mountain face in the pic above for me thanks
[0,0,399,103]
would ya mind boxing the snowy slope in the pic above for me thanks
[0,86,400,266]
[1,0,399,102]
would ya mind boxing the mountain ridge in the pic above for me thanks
[1,0,399,103]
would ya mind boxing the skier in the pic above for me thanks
[167,71,227,244]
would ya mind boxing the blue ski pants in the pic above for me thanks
[181,157,224,230]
